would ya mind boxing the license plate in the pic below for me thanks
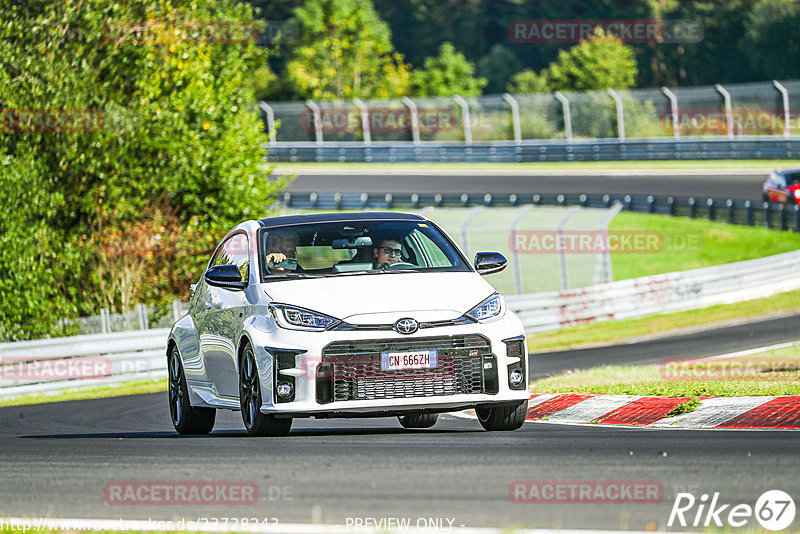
[380,349,438,371]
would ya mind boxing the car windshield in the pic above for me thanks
[258,220,469,280]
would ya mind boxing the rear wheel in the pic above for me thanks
[239,343,292,437]
[477,400,527,431]
[398,413,438,429]
[168,346,215,435]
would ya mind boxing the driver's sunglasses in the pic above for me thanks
[381,247,402,256]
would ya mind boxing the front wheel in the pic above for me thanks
[398,413,438,428]
[168,346,215,435]
[239,343,292,437]
[477,400,527,431]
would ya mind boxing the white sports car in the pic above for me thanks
[168,212,529,436]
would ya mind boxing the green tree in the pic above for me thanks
[285,0,410,99]
[477,44,522,94]
[547,29,638,92]
[744,0,800,79]
[507,69,551,94]
[410,42,487,97]
[0,0,283,338]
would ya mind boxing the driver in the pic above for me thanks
[265,231,301,272]
[373,238,403,268]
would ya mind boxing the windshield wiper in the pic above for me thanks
[266,272,322,279]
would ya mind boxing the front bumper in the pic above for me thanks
[249,315,529,417]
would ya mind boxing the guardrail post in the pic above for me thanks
[715,84,734,139]
[304,99,324,144]
[727,199,735,224]
[707,198,715,221]
[647,195,655,213]
[607,89,625,141]
[688,197,696,218]
[172,300,183,322]
[667,196,675,215]
[764,201,771,228]
[258,102,277,145]
[352,98,371,145]
[661,87,680,139]
[554,91,573,141]
[453,95,472,144]
[384,193,393,208]
[503,93,522,144]
[773,81,791,137]
[401,96,421,145]
[744,200,753,226]
[137,303,149,330]
[623,195,632,211]
[100,308,110,334]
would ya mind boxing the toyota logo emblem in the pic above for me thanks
[394,318,418,334]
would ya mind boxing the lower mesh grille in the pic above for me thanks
[321,335,489,401]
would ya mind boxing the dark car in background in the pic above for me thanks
[762,170,800,204]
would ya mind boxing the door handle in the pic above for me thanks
[204,300,212,310]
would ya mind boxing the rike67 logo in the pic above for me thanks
[668,490,796,531]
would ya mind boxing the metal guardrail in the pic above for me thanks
[0,329,169,399]
[265,138,800,162]
[507,249,800,333]
[282,191,800,232]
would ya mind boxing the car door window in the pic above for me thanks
[210,232,250,283]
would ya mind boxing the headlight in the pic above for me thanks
[269,304,340,331]
[464,293,504,322]
[793,189,800,199]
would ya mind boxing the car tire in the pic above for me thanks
[239,343,292,437]
[398,413,439,428]
[476,400,527,431]
[168,346,216,435]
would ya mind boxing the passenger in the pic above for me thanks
[265,231,301,271]
[372,238,403,268]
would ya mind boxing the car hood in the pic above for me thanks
[263,271,496,322]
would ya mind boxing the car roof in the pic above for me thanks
[258,212,426,228]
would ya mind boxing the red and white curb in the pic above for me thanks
[523,393,800,429]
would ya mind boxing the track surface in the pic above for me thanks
[282,170,771,201]
[1,314,799,530]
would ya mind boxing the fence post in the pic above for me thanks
[352,98,371,145]
[745,200,753,226]
[258,102,277,145]
[707,198,715,221]
[304,99,323,144]
[795,204,800,232]
[764,202,771,228]
[727,199,735,224]
[556,207,581,290]
[773,80,791,137]
[715,84,734,139]
[510,205,533,294]
[453,95,472,144]
[554,91,573,141]
[137,303,149,330]
[688,197,696,218]
[401,96,421,145]
[607,88,625,141]
[459,206,486,259]
[661,87,680,139]
[172,300,184,322]
[502,93,522,144]
[100,308,111,334]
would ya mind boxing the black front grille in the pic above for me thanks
[321,335,490,401]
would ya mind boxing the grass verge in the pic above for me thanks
[529,346,800,397]
[609,211,800,280]
[529,288,800,352]
[0,378,167,407]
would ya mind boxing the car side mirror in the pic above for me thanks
[204,264,247,290]
[474,252,507,276]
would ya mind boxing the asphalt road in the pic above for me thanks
[280,169,771,201]
[1,314,799,531]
